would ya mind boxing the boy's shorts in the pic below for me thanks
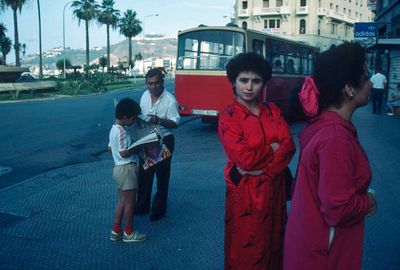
[113,163,138,191]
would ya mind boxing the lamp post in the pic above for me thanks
[63,1,73,79]
[142,14,158,75]
[142,14,159,40]
[37,0,43,79]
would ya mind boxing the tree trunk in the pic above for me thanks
[85,19,90,78]
[106,23,110,71]
[128,36,132,68]
[13,8,20,67]
[37,0,43,78]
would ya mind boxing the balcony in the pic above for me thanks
[317,8,328,16]
[344,15,357,24]
[296,6,309,15]
[327,10,345,21]
[322,9,358,25]
[238,9,249,17]
[253,6,290,16]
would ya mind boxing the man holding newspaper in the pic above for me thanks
[135,68,180,221]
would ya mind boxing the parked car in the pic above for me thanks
[15,73,36,82]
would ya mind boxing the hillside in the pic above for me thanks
[21,37,177,69]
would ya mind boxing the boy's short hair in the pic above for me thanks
[115,98,141,120]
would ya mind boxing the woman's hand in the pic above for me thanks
[367,190,377,217]
[270,142,280,152]
[237,166,264,176]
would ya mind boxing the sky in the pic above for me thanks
[1,0,235,56]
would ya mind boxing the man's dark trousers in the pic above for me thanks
[136,135,175,218]
[371,87,384,114]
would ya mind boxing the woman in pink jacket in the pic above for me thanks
[283,43,377,270]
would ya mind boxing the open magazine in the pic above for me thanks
[113,98,171,170]
[128,128,171,170]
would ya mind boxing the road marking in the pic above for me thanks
[0,166,12,176]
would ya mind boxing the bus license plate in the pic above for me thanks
[192,109,219,116]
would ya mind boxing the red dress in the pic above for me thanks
[218,101,295,270]
[283,111,372,270]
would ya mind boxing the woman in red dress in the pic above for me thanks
[218,53,295,270]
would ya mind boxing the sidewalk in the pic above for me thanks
[0,105,399,269]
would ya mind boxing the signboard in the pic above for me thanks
[354,22,377,48]
[354,22,377,38]
[367,0,377,11]
[262,28,281,35]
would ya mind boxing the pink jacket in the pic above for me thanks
[284,111,372,270]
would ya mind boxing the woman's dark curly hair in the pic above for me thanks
[226,52,272,85]
[314,42,367,111]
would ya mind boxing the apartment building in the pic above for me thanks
[234,0,373,50]
[369,0,400,90]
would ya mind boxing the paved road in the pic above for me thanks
[0,80,175,190]
[0,103,399,269]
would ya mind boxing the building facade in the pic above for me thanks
[369,0,400,91]
[234,0,373,50]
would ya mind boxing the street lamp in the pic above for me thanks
[37,0,43,79]
[142,14,159,75]
[63,1,73,79]
[142,14,159,40]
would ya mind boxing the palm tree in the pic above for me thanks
[71,0,99,76]
[36,0,43,78]
[98,55,107,71]
[0,22,8,65]
[0,0,29,66]
[97,0,119,71]
[0,36,12,65]
[0,22,7,39]
[118,9,142,68]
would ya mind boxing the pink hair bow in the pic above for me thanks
[298,76,320,117]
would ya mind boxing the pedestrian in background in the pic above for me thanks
[108,98,147,243]
[370,67,387,114]
[135,68,180,221]
[284,43,377,270]
[386,83,400,116]
[218,53,295,270]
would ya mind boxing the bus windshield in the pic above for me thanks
[177,30,245,70]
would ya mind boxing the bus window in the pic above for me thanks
[302,50,314,75]
[268,39,285,74]
[177,30,245,70]
[273,58,284,73]
[264,39,273,64]
[296,48,313,75]
[253,39,264,56]
[286,45,301,74]
[180,39,198,69]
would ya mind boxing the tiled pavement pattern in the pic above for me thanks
[0,105,399,269]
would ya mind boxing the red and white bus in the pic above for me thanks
[175,25,319,122]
